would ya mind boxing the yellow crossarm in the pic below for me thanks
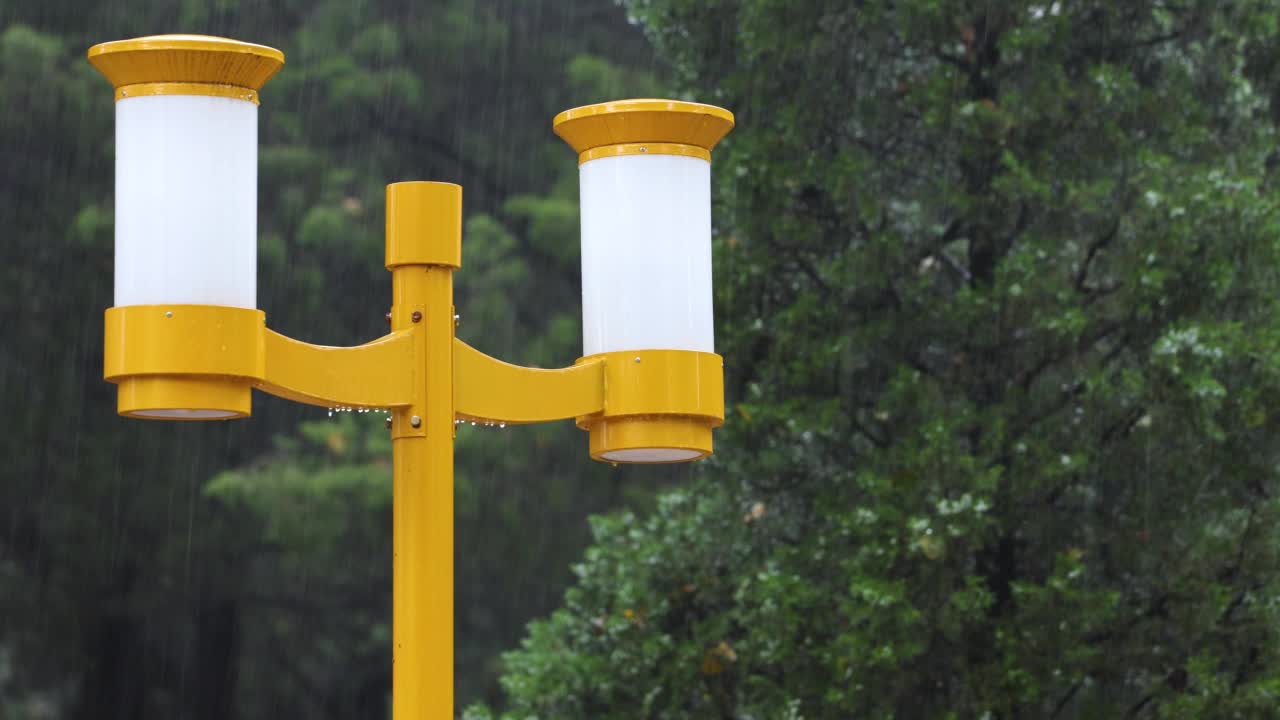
[257,328,416,409]
[453,339,605,424]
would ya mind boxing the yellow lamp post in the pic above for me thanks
[88,35,733,719]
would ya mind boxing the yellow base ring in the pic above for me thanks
[117,376,251,420]
[589,416,712,464]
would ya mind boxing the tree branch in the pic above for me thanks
[1051,681,1083,718]
[851,414,889,449]
[1075,218,1122,292]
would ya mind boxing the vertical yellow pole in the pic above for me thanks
[386,182,463,720]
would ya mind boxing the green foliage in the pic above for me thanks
[204,415,395,717]
[484,1,1280,717]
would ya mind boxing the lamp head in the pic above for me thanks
[556,99,734,463]
[90,35,283,420]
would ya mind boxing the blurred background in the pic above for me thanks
[0,1,675,716]
[6,1,1280,719]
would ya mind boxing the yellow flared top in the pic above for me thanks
[553,99,735,156]
[87,35,284,101]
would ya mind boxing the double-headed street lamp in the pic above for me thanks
[88,35,733,718]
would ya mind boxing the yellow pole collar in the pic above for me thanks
[385,182,463,269]
[553,98,735,164]
[87,34,285,104]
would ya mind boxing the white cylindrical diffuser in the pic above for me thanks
[579,153,713,355]
[88,35,284,311]
[115,95,258,308]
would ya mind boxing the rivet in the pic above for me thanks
[639,146,648,153]
[385,311,392,324]
[385,417,392,429]
[411,310,422,323]
[410,415,422,428]
[634,356,641,363]
[165,311,173,318]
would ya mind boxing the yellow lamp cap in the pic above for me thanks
[87,34,284,93]
[553,99,735,156]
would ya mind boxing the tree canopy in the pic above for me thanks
[479,1,1280,717]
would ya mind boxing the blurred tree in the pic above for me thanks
[0,0,665,716]
[204,415,395,718]
[481,1,1280,718]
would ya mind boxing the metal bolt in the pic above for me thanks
[634,356,641,363]
[385,311,392,324]
[165,311,173,318]
[639,146,648,153]
[410,415,422,428]
[411,310,422,323]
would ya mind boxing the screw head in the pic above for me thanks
[411,310,422,323]
[634,356,641,363]
[165,311,173,318]
[410,415,422,428]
